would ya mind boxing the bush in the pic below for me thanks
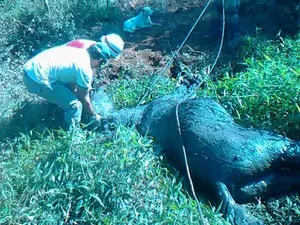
[0,0,72,54]
[199,34,300,139]
[0,0,119,55]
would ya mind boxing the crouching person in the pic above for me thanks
[23,43,112,131]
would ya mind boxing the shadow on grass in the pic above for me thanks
[0,100,64,141]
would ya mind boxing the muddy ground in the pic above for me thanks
[87,0,299,86]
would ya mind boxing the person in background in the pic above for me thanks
[23,42,114,130]
[223,0,240,48]
[65,33,124,59]
[208,0,241,48]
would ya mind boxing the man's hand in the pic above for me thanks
[90,113,101,126]
[94,113,101,121]
[84,114,116,132]
[83,113,101,131]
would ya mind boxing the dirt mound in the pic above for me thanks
[96,0,299,85]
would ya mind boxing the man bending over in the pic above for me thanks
[23,42,115,130]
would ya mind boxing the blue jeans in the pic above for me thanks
[23,72,82,127]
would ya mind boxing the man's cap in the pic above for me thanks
[94,42,111,60]
[101,34,124,59]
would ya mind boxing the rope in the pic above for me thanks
[106,0,225,223]
[174,0,226,224]
[137,0,221,224]
[185,0,226,102]
[137,0,213,107]
[114,1,225,222]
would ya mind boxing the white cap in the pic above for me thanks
[101,34,124,59]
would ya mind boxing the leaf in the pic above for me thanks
[235,109,241,120]
[43,161,55,179]
[90,193,105,207]
[263,53,271,61]
[169,204,179,211]
[289,67,300,76]
[296,103,300,113]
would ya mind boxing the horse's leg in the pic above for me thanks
[235,172,300,204]
[214,182,264,225]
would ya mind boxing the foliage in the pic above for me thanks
[247,194,300,225]
[0,0,119,54]
[199,34,300,139]
[106,75,177,109]
[1,0,73,54]
[0,127,228,224]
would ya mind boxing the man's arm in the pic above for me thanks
[76,85,98,118]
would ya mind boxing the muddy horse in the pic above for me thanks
[107,94,300,225]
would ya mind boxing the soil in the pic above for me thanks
[92,0,299,86]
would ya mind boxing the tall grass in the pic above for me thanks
[199,34,300,140]
[0,127,228,224]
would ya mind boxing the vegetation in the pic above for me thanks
[0,0,299,224]
[106,75,177,109]
[0,127,228,224]
[199,34,300,139]
[0,0,119,54]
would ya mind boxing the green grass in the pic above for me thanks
[0,127,228,224]
[106,75,178,109]
[198,34,300,139]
